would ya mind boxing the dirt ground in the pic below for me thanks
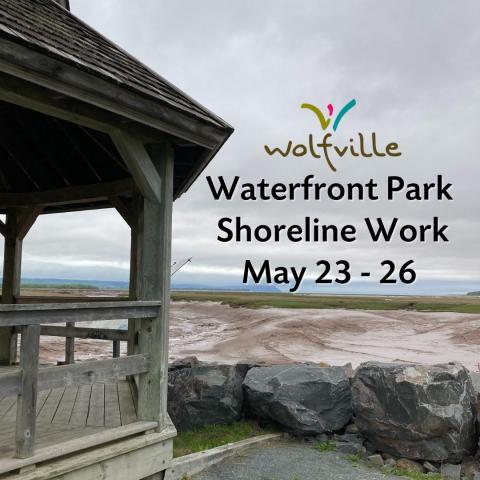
[38,300,480,370]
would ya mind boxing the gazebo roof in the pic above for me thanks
[0,0,225,128]
[0,0,233,212]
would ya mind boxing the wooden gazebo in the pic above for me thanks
[0,0,232,477]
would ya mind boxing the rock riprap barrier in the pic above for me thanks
[243,364,352,435]
[168,361,248,431]
[352,361,477,463]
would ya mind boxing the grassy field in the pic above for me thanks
[17,285,480,314]
[173,421,272,457]
[171,290,480,314]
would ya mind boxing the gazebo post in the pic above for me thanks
[136,143,174,429]
[0,209,21,365]
[128,193,141,357]
[111,132,174,429]
[109,193,139,358]
[0,207,41,365]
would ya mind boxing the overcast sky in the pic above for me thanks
[13,1,480,294]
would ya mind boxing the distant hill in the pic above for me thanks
[16,278,281,293]
[467,291,480,296]
[172,283,281,293]
[19,278,128,290]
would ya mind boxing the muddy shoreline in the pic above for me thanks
[37,300,480,370]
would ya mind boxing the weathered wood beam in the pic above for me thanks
[0,421,162,476]
[39,325,128,342]
[0,39,228,148]
[0,178,135,208]
[2,209,22,304]
[1,209,23,364]
[136,142,174,430]
[64,321,75,365]
[128,193,141,357]
[15,324,40,458]
[17,206,43,240]
[0,300,161,327]
[0,354,150,396]
[0,219,7,237]
[110,131,162,203]
[0,71,168,145]
[38,354,150,390]
[113,340,121,358]
[109,195,134,228]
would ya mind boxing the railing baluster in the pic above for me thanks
[112,340,120,358]
[15,325,40,458]
[65,321,75,364]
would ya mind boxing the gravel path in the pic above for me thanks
[193,440,401,480]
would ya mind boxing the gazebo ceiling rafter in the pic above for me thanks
[0,0,235,195]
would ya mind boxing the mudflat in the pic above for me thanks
[169,301,480,369]
[26,288,480,369]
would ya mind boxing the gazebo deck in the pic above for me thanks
[0,300,177,477]
[0,367,138,461]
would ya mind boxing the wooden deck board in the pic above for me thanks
[37,387,65,423]
[0,421,162,476]
[118,379,137,425]
[36,389,50,415]
[52,385,78,424]
[0,395,16,417]
[86,383,105,427]
[105,382,121,428]
[0,378,138,460]
[70,384,92,426]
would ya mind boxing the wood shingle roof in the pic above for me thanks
[0,0,229,129]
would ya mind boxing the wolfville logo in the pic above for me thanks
[264,99,401,171]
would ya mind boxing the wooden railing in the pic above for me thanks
[14,322,129,363]
[0,300,161,459]
[15,296,130,363]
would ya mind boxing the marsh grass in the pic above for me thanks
[171,291,480,314]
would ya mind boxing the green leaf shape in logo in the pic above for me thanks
[301,103,331,130]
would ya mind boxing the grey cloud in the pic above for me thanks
[5,0,477,293]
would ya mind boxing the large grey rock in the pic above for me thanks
[469,371,480,397]
[469,371,480,420]
[168,363,248,431]
[168,356,202,372]
[243,364,352,435]
[352,362,477,463]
